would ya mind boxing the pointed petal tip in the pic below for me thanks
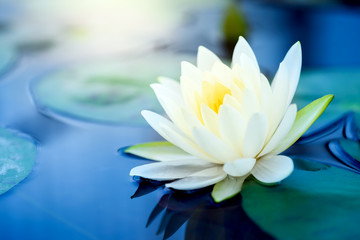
[149,83,159,89]
[141,110,154,119]
[290,40,302,55]
[325,94,335,101]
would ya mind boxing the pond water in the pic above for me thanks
[0,0,359,239]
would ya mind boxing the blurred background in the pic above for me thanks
[0,0,359,125]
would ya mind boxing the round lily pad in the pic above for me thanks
[31,53,194,125]
[242,165,360,240]
[0,128,37,195]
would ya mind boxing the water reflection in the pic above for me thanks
[286,112,360,173]
[132,179,274,240]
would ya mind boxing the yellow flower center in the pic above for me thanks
[201,79,231,114]
[192,72,232,123]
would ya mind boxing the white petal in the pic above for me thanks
[259,74,272,115]
[232,36,260,74]
[252,155,293,183]
[270,63,289,135]
[130,159,214,181]
[259,104,297,157]
[151,84,189,133]
[201,104,220,137]
[141,110,176,141]
[166,166,227,190]
[211,61,233,87]
[141,110,216,163]
[240,88,260,119]
[158,76,181,93]
[180,75,201,116]
[242,112,269,158]
[160,123,219,163]
[223,94,242,113]
[181,107,203,130]
[211,176,247,203]
[218,104,246,154]
[223,158,256,177]
[197,46,221,71]
[282,42,302,106]
[239,53,261,89]
[192,126,239,163]
[181,61,203,86]
[151,83,183,105]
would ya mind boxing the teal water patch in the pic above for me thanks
[32,54,194,125]
[0,128,37,195]
[242,165,360,240]
[339,139,360,162]
[295,68,360,125]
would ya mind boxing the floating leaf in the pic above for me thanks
[242,165,360,240]
[0,128,37,195]
[31,54,195,125]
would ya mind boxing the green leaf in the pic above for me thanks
[125,141,193,161]
[272,94,334,154]
[242,165,360,240]
[0,128,37,195]
[31,53,195,125]
[211,176,246,203]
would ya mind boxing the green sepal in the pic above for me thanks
[273,94,334,154]
[211,176,246,203]
[125,141,191,161]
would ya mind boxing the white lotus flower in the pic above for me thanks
[128,36,333,202]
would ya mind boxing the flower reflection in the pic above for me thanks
[132,179,274,240]
[285,112,360,173]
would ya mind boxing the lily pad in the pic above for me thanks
[0,127,37,195]
[31,53,194,125]
[242,165,360,240]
